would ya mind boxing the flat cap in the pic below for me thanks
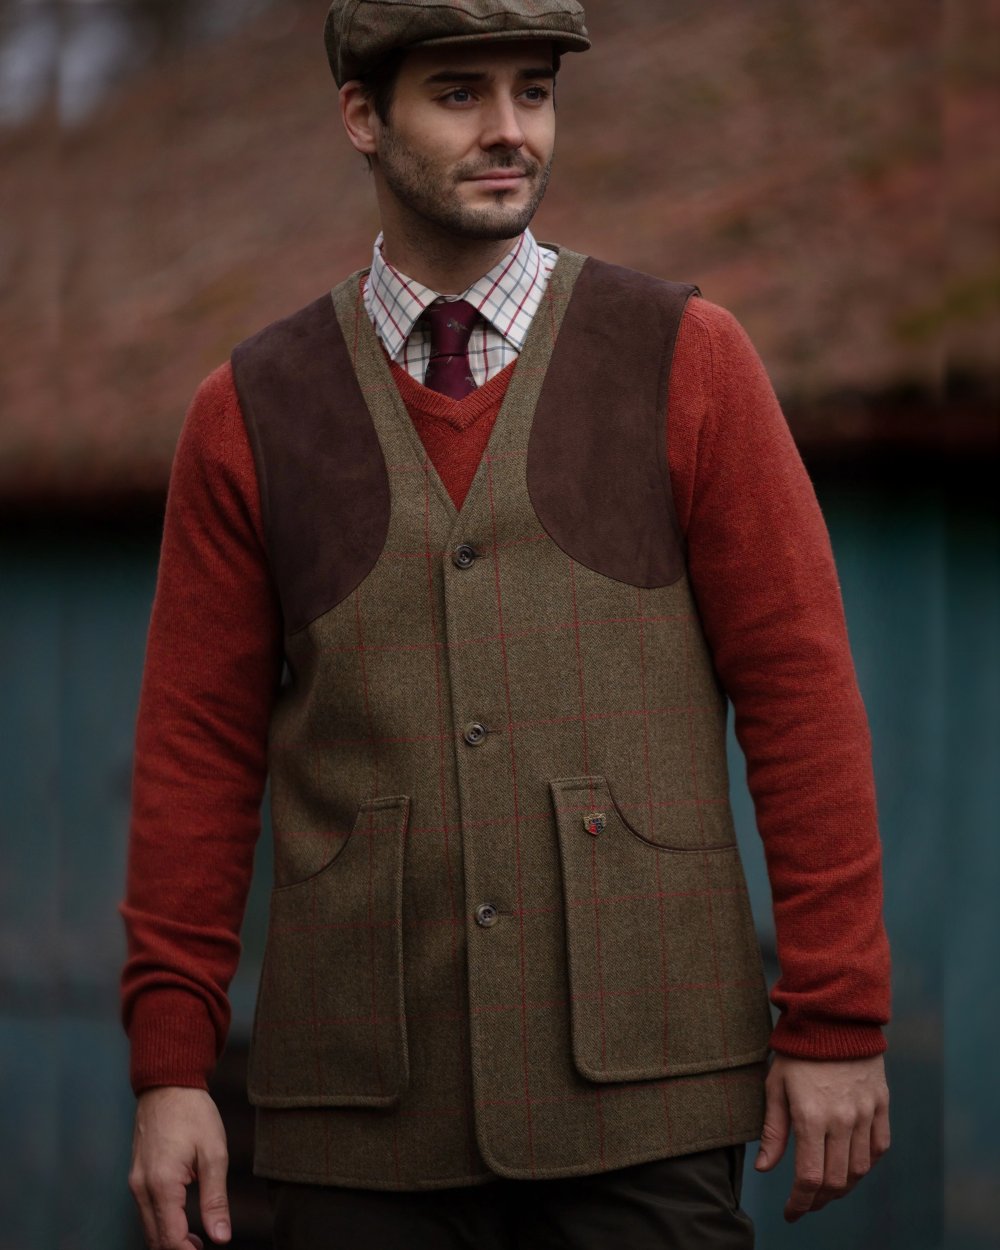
[324,0,591,87]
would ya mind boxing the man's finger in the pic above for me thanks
[871,1094,891,1160]
[128,1170,160,1250]
[808,1119,853,1214]
[149,1170,200,1250]
[196,1140,232,1245]
[784,1114,825,1223]
[755,1069,791,1172]
[847,1112,873,1189]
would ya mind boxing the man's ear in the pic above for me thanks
[340,82,379,158]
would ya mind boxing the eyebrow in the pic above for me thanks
[422,67,556,85]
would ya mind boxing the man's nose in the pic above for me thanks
[479,96,526,151]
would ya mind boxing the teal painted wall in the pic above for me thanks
[1,478,996,1249]
[1,527,155,1250]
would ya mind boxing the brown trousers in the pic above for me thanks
[266,1144,754,1249]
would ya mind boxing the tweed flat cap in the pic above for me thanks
[324,0,591,86]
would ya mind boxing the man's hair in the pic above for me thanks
[358,47,563,128]
[357,48,407,126]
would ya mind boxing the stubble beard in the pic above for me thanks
[376,127,553,241]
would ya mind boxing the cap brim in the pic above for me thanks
[411,28,591,55]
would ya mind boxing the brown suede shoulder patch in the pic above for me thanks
[231,284,390,636]
[526,257,699,588]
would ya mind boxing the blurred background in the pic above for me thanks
[1,0,997,1246]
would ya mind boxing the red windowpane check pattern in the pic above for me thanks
[247,257,770,1184]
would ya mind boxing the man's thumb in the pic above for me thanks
[197,1143,231,1244]
[755,1089,790,1171]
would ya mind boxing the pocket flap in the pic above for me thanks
[247,794,410,1108]
[550,775,772,1082]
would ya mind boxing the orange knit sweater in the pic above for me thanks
[120,295,891,1093]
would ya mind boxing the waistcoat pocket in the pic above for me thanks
[549,776,772,1083]
[247,794,410,1108]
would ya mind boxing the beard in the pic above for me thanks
[375,128,552,241]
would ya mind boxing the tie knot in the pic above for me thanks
[423,298,479,353]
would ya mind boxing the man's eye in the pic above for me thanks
[522,86,551,103]
[445,88,474,103]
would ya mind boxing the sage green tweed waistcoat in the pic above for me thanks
[230,247,773,1190]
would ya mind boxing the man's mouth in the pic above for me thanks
[466,169,530,191]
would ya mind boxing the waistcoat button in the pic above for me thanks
[463,722,487,746]
[452,544,477,569]
[475,903,499,928]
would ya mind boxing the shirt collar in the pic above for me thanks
[364,228,547,363]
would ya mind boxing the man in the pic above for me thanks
[121,2,892,1247]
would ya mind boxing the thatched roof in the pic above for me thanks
[2,0,997,503]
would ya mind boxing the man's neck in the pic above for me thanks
[378,223,522,295]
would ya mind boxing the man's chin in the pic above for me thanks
[447,198,540,241]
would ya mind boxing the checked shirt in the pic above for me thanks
[363,228,558,387]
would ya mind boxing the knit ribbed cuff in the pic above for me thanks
[769,1015,888,1061]
[128,989,219,1095]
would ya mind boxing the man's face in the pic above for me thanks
[370,40,557,242]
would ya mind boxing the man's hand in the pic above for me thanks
[754,1053,890,1222]
[128,1086,232,1250]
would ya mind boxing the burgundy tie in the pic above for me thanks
[422,299,479,399]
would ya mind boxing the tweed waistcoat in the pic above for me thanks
[229,247,773,1190]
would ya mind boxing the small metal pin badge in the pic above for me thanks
[583,812,606,836]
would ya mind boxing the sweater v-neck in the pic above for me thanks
[388,357,518,432]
